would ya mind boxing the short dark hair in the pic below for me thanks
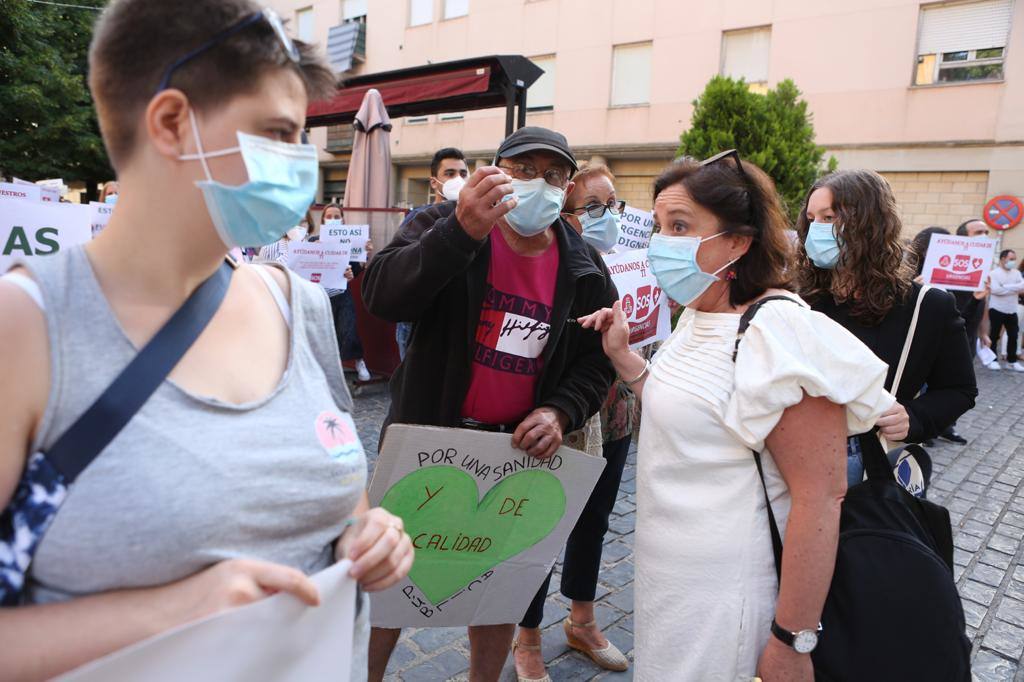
[910,226,949,277]
[652,157,793,308]
[430,147,466,178]
[89,0,336,170]
[1000,249,1016,260]
[956,218,985,236]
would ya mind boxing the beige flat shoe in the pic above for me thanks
[511,638,551,682]
[563,617,630,672]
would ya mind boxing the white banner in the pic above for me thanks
[602,249,672,349]
[13,177,61,202]
[320,222,370,263]
[286,241,351,290]
[921,234,997,291]
[0,197,92,273]
[616,206,654,251]
[89,202,114,238]
[367,425,605,627]
[59,560,355,682]
[0,182,42,203]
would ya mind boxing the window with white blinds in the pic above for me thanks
[342,0,367,20]
[409,0,433,26]
[611,43,652,106]
[296,7,314,42]
[721,27,771,85]
[444,0,469,19]
[528,55,556,110]
[915,0,1012,85]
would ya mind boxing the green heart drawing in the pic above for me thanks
[380,466,566,605]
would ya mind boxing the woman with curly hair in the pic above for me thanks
[795,170,977,485]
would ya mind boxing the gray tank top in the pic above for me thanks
[21,247,368,603]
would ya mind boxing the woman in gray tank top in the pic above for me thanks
[0,1,412,679]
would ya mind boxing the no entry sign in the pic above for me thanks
[984,195,1023,231]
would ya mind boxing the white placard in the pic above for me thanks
[0,197,92,273]
[616,206,654,251]
[13,177,60,202]
[320,222,370,263]
[367,425,605,627]
[0,182,42,203]
[286,241,351,290]
[602,249,672,349]
[89,202,114,238]
[921,234,997,291]
[58,560,356,682]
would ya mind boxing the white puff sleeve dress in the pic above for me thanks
[633,296,895,681]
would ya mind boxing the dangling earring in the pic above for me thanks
[726,269,738,281]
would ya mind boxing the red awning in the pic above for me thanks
[308,66,491,124]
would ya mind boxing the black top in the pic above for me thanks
[362,201,618,438]
[810,283,977,442]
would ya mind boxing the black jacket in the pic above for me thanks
[363,201,618,435]
[811,283,978,442]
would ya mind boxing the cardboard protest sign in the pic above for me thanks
[616,206,654,251]
[603,249,672,349]
[13,177,60,202]
[367,425,605,627]
[286,241,351,291]
[89,202,114,238]
[0,197,92,273]
[921,234,997,291]
[59,560,356,682]
[0,182,42,203]
[320,222,370,262]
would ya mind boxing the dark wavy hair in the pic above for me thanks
[652,156,793,308]
[794,170,912,324]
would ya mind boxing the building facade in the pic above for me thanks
[269,0,1024,245]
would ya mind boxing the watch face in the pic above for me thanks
[794,630,818,654]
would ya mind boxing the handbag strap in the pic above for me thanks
[734,295,802,583]
[889,285,930,395]
[47,260,234,482]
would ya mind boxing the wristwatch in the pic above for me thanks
[770,619,822,654]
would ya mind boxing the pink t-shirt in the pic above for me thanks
[461,226,560,425]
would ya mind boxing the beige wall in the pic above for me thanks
[881,171,990,236]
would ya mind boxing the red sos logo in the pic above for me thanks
[621,294,635,317]
[311,273,322,283]
[634,285,662,319]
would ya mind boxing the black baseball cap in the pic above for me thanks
[494,126,578,171]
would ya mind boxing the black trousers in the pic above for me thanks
[519,435,631,628]
[990,309,1019,363]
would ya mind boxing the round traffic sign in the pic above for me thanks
[984,195,1023,231]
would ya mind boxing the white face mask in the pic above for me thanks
[440,176,466,202]
[1004,259,1018,270]
[287,225,308,241]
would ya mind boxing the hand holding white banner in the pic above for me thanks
[320,222,370,263]
[602,249,672,349]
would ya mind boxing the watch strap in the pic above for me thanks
[770,619,796,647]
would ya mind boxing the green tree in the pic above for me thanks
[0,0,111,195]
[678,76,837,222]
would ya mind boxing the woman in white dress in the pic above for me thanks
[580,152,894,681]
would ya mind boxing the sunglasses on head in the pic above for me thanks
[156,8,299,94]
[701,149,758,227]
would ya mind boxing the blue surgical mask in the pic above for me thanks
[180,109,318,249]
[578,209,621,253]
[805,221,841,269]
[104,193,118,205]
[647,232,736,306]
[504,178,564,238]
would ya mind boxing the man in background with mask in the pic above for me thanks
[394,147,470,358]
[363,126,618,681]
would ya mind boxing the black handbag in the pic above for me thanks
[739,298,970,681]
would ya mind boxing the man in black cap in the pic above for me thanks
[363,126,618,680]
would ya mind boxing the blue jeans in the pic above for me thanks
[395,322,412,360]
[846,436,865,488]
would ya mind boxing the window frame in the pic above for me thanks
[719,25,772,89]
[526,54,556,112]
[295,6,315,43]
[443,0,469,20]
[609,41,653,108]
[409,0,433,27]
[911,0,1012,87]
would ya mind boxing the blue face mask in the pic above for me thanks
[805,221,841,269]
[504,178,565,238]
[577,209,621,253]
[647,232,736,306]
[104,193,118,205]
[180,109,318,249]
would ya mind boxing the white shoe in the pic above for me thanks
[1012,362,1024,372]
[986,360,1003,370]
[355,359,371,382]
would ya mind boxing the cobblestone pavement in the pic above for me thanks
[350,365,1024,681]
